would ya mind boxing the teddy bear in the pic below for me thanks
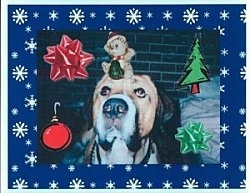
[102,32,135,80]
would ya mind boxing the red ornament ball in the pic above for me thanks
[41,122,72,150]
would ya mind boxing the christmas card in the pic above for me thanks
[1,1,247,192]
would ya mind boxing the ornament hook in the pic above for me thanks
[54,102,61,115]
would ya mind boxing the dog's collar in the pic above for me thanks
[89,138,153,165]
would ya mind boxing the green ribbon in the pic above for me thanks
[175,121,212,154]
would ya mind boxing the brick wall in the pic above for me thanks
[37,30,219,162]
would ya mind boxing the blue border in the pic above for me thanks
[8,5,246,189]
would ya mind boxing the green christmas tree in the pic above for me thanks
[108,60,124,80]
[177,38,210,94]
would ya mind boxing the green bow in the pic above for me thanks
[175,121,212,154]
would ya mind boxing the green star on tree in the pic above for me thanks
[177,38,210,94]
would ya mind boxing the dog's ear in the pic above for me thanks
[153,90,174,134]
[82,96,94,131]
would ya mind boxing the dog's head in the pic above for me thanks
[104,35,129,57]
[89,74,174,163]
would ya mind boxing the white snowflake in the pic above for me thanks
[126,178,142,189]
[12,65,28,82]
[25,151,37,167]
[147,12,153,18]
[90,12,96,18]
[49,180,59,189]
[12,8,28,25]
[157,25,168,30]
[33,125,38,132]
[240,122,246,137]
[25,94,37,110]
[214,25,225,35]
[239,51,246,59]
[182,164,189,172]
[33,182,39,188]
[125,165,132,172]
[11,51,19,59]
[43,26,54,30]
[69,8,85,25]
[239,164,246,172]
[68,164,75,172]
[100,25,111,31]
[204,182,210,188]
[25,26,32,33]
[50,164,58,170]
[24,38,37,54]
[182,178,199,189]
[240,179,246,188]
[49,10,59,21]
[107,164,114,170]
[126,8,142,25]
[220,10,230,20]
[204,11,210,18]
[106,10,115,21]
[106,180,115,189]
[163,10,173,21]
[183,8,199,25]
[147,182,153,188]
[196,25,202,30]
[220,123,229,134]
[221,162,229,170]
[11,165,19,172]
[239,108,246,115]
[33,69,37,75]
[220,141,225,149]
[25,83,32,89]
[221,48,229,56]
[162,180,172,189]
[11,108,19,115]
[69,178,85,189]
[221,105,228,113]
[220,85,225,92]
[220,67,229,77]
[139,26,145,30]
[164,164,171,169]
[12,121,28,138]
[82,26,88,30]
[33,12,39,18]
[220,180,229,189]
[25,139,32,146]
[240,9,246,23]
[12,178,28,189]
[240,66,247,80]
[90,182,96,188]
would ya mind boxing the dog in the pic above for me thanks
[102,32,135,79]
[63,74,175,164]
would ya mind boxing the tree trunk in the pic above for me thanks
[191,83,200,94]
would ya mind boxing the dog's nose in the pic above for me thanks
[103,98,128,119]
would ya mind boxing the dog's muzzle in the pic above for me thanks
[96,94,140,152]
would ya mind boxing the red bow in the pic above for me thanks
[43,35,94,81]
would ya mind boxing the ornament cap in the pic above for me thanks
[51,115,59,123]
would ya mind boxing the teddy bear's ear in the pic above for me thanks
[119,36,127,43]
[104,44,110,53]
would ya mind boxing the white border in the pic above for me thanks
[1,1,248,193]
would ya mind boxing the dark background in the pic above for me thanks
[37,30,219,163]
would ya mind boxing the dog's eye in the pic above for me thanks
[115,44,119,48]
[100,86,111,96]
[134,88,146,98]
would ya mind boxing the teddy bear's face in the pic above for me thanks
[105,37,128,57]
